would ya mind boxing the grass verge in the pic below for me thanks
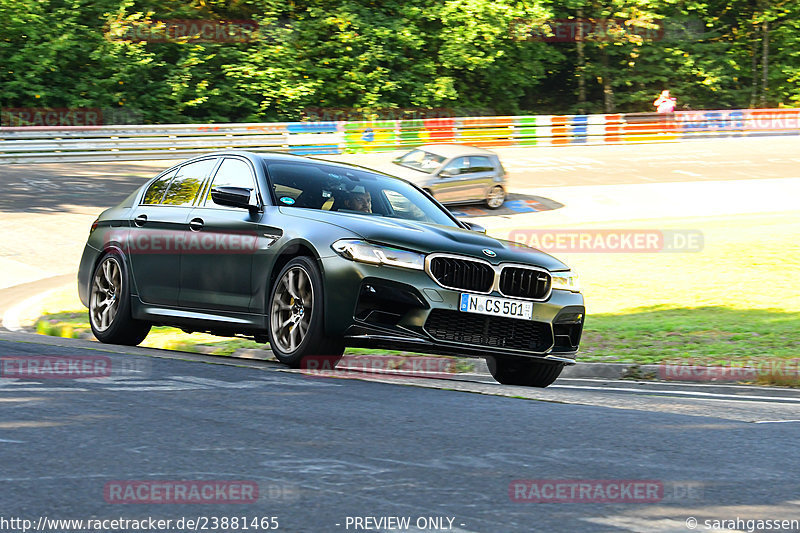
[33,311,478,373]
[31,212,800,385]
[581,306,800,365]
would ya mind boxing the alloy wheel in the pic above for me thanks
[270,266,314,353]
[90,257,121,331]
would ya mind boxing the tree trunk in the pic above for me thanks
[750,42,758,108]
[577,8,586,114]
[760,19,769,107]
[600,48,614,113]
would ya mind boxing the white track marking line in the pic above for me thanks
[673,169,703,177]
[552,384,800,403]
[0,387,88,392]
[561,378,800,392]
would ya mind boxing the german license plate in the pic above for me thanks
[459,293,533,321]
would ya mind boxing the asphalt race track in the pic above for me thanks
[1,136,800,532]
[2,332,800,532]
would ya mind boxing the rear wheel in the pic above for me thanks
[89,251,151,345]
[486,186,505,209]
[268,257,344,369]
[487,356,564,387]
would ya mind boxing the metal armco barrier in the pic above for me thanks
[1,108,798,163]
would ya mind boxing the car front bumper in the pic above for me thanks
[320,255,585,363]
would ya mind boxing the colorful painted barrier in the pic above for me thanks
[1,108,798,162]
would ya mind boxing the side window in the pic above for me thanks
[162,159,217,206]
[204,158,257,208]
[468,156,494,173]
[442,157,469,176]
[383,189,427,221]
[141,169,177,205]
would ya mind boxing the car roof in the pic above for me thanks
[412,144,496,158]
[186,150,368,169]
[202,150,414,180]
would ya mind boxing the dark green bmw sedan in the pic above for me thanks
[78,151,584,387]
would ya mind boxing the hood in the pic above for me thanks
[281,207,568,271]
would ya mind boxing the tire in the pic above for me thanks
[486,356,564,387]
[485,186,505,209]
[89,251,151,345]
[267,256,344,369]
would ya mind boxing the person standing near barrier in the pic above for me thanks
[654,90,677,132]
[654,90,677,113]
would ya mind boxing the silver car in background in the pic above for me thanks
[380,144,508,209]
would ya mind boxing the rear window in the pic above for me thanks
[141,169,176,205]
[394,150,446,174]
[162,158,217,206]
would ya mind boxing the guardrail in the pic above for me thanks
[1,108,798,163]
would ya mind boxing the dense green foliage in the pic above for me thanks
[1,0,798,123]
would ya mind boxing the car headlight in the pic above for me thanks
[551,270,580,292]
[332,240,425,270]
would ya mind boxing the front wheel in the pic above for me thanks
[486,356,564,387]
[486,186,505,209]
[89,251,151,345]
[267,256,344,369]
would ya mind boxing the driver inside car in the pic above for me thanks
[341,191,372,213]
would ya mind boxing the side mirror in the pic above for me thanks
[210,187,257,211]
[460,220,487,234]
[439,169,457,178]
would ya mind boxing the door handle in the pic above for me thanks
[189,218,204,232]
[134,214,147,227]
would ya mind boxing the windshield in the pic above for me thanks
[265,162,459,227]
[393,150,446,174]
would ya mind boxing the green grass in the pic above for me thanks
[32,212,800,381]
[580,306,800,365]
[37,305,799,367]
[36,306,800,372]
[32,305,798,384]
[33,311,480,373]
[34,312,420,359]
[553,212,800,376]
[35,311,87,339]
